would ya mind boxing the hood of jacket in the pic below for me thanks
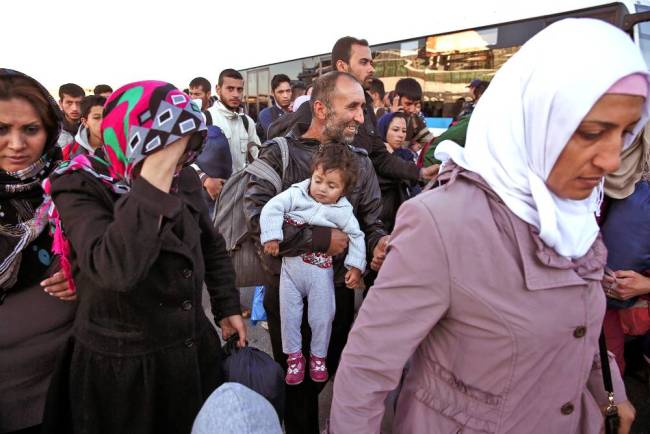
[74,126,96,155]
[191,383,282,434]
[212,97,240,121]
[291,178,350,208]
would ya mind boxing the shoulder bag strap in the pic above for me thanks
[245,159,282,193]
[599,329,620,434]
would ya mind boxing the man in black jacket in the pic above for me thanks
[244,71,389,434]
[332,36,437,182]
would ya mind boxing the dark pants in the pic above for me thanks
[263,274,355,434]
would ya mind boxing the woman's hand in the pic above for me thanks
[41,271,76,301]
[599,399,635,434]
[613,270,650,300]
[219,314,247,348]
[139,135,190,193]
[203,177,225,200]
[603,272,619,298]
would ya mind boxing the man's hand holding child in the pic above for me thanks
[264,240,280,256]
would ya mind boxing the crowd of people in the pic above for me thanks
[2,17,650,434]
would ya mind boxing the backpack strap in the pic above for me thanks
[203,110,213,126]
[271,136,289,177]
[243,136,290,194]
[239,114,250,133]
[245,159,282,193]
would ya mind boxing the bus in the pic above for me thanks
[239,1,650,133]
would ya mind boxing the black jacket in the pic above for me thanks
[267,94,421,183]
[243,126,387,285]
[44,167,240,433]
[257,104,286,142]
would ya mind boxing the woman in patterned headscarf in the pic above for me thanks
[0,69,77,434]
[41,81,246,434]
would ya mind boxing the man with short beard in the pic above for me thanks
[244,71,388,434]
[332,36,439,182]
[198,69,261,201]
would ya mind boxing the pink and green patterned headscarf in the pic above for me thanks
[50,80,206,193]
[43,80,207,291]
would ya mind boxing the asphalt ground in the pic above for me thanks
[205,287,650,433]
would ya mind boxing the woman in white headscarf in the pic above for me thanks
[329,18,649,434]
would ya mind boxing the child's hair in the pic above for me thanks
[81,95,106,119]
[311,143,358,196]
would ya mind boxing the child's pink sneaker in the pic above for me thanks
[309,355,328,382]
[286,352,305,385]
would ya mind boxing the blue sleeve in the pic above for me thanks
[196,125,233,179]
[258,108,272,132]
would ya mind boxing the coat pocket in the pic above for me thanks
[413,357,502,433]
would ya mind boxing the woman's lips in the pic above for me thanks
[7,155,29,164]
[576,177,602,188]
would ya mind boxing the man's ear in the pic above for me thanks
[313,100,328,121]
[335,60,349,73]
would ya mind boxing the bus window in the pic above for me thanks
[258,69,270,115]
[636,4,650,67]
[246,70,258,120]
[372,20,543,123]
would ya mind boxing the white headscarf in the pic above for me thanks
[435,19,650,259]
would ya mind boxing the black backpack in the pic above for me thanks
[212,137,289,287]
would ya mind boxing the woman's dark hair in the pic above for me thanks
[81,95,106,119]
[0,75,59,147]
[311,143,358,196]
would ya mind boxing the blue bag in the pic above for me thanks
[251,286,267,325]
[221,334,285,418]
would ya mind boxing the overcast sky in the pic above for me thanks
[2,0,629,92]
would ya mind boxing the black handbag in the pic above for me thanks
[599,330,620,434]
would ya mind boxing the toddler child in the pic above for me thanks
[260,144,365,385]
